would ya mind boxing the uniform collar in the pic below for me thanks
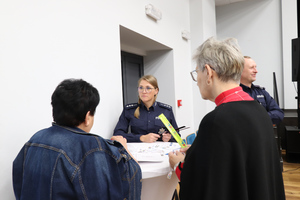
[240,83,254,89]
[141,101,157,111]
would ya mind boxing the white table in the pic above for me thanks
[127,142,180,200]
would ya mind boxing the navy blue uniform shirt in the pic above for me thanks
[240,83,284,125]
[113,101,179,142]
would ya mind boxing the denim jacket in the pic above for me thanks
[13,123,142,200]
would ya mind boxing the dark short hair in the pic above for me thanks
[51,79,100,127]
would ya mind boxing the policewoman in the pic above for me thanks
[113,75,179,143]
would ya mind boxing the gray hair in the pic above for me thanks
[192,37,244,83]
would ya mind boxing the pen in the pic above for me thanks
[165,126,190,134]
[165,147,181,155]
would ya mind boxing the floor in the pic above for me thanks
[282,151,300,200]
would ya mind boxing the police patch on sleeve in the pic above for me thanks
[157,102,172,110]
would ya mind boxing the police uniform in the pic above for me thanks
[240,83,284,125]
[113,101,179,142]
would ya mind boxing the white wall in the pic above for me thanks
[190,0,217,129]
[216,0,297,109]
[144,50,176,109]
[0,0,200,199]
[0,1,122,199]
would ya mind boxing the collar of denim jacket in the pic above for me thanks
[52,122,100,137]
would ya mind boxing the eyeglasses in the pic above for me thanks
[138,86,154,93]
[190,69,201,82]
[190,65,215,82]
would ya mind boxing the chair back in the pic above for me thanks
[186,133,196,145]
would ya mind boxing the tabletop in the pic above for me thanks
[127,142,181,179]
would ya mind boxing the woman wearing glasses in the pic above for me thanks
[168,37,285,199]
[113,75,179,143]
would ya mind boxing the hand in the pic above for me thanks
[111,136,127,148]
[140,133,160,143]
[162,132,171,142]
[168,150,185,169]
[179,145,191,154]
[111,136,139,164]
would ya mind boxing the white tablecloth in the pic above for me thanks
[127,142,180,200]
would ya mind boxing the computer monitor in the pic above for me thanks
[292,38,300,82]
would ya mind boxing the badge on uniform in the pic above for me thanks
[158,128,166,137]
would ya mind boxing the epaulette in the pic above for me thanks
[253,84,265,90]
[157,102,172,110]
[125,103,138,109]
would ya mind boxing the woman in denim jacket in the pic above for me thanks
[13,79,142,200]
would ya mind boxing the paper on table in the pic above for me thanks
[127,142,181,162]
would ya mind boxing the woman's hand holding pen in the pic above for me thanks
[140,133,160,143]
[168,145,191,169]
[169,150,185,169]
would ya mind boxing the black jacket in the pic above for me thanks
[180,101,285,200]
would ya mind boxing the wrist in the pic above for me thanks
[140,135,145,142]
[173,161,181,171]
